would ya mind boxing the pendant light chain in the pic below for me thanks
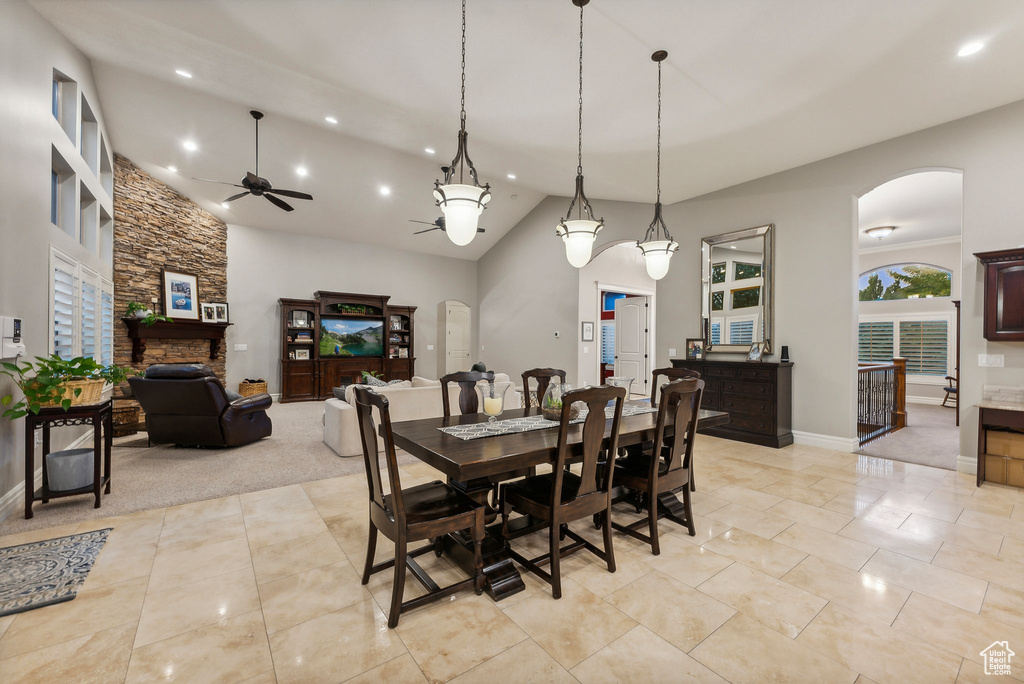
[576,2,584,175]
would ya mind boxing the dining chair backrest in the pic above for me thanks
[652,378,704,476]
[651,367,702,406]
[353,386,405,523]
[521,368,566,409]
[440,371,495,418]
[551,385,626,507]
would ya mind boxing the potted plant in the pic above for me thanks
[124,301,172,326]
[1,355,136,419]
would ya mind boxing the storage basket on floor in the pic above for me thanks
[112,403,141,437]
[238,380,268,397]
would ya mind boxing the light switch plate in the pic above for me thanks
[583,346,589,354]
[233,343,247,351]
[426,344,434,351]
[668,348,677,357]
[979,354,1005,367]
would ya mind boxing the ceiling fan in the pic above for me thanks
[410,216,485,236]
[193,110,312,212]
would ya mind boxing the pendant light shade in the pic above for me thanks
[556,0,603,268]
[636,50,678,280]
[434,0,490,247]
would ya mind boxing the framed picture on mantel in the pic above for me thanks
[161,269,199,320]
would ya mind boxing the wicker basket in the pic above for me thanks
[238,380,268,397]
[38,379,106,408]
[112,404,141,437]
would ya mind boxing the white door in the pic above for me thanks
[445,302,471,374]
[614,296,648,395]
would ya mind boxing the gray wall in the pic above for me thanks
[0,3,113,520]
[225,224,478,393]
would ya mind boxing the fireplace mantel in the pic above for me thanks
[121,318,232,364]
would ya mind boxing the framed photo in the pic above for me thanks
[747,342,763,362]
[200,303,217,323]
[295,349,310,360]
[161,269,199,320]
[209,302,229,323]
[685,338,704,360]
[581,321,595,342]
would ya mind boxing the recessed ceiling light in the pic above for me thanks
[324,116,338,124]
[866,225,896,240]
[220,202,230,209]
[167,165,177,173]
[424,147,436,155]
[729,245,737,249]
[379,186,391,196]
[182,140,197,152]
[175,69,193,79]
[507,173,516,180]
[296,166,308,177]
[958,41,984,57]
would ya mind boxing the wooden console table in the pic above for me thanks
[24,400,113,519]
[122,318,232,364]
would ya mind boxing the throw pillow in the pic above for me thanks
[412,376,440,388]
[332,386,347,400]
[226,389,243,402]
[361,372,388,387]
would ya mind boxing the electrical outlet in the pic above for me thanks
[480,345,485,351]
[978,354,1005,367]
[233,343,247,351]
[583,346,589,354]
[668,348,677,357]
[426,344,434,351]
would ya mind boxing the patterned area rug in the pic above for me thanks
[0,528,111,617]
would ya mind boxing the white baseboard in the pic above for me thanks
[270,393,282,401]
[908,395,944,406]
[957,454,977,474]
[792,430,859,453]
[0,430,94,523]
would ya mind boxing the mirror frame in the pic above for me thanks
[701,223,774,354]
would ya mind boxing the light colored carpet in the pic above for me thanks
[856,402,959,470]
[0,402,413,534]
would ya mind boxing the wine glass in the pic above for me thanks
[482,382,507,423]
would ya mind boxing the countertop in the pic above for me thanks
[978,400,1024,413]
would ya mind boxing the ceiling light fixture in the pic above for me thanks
[175,69,192,79]
[958,41,984,57]
[556,0,603,268]
[167,165,178,173]
[433,0,490,247]
[507,173,516,180]
[636,50,678,280]
[424,147,436,155]
[296,166,308,177]
[865,225,896,240]
[324,116,338,124]
[182,140,197,152]
[379,186,391,196]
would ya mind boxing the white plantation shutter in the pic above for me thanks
[51,251,77,359]
[729,320,754,344]
[100,280,114,365]
[900,320,948,376]
[81,272,97,359]
[710,321,721,345]
[858,321,894,363]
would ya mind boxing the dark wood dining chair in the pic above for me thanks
[942,374,958,408]
[440,370,495,418]
[521,368,566,409]
[353,387,485,628]
[499,385,626,599]
[649,366,702,491]
[610,378,704,555]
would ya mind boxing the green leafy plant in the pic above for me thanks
[124,302,172,327]
[1,355,137,419]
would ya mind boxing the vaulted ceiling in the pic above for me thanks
[31,0,1024,259]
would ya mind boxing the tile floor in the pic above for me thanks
[3,436,1024,683]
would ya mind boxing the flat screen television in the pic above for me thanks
[319,318,384,357]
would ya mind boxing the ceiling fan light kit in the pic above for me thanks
[556,0,604,269]
[434,0,490,247]
[636,49,678,281]
[866,225,896,239]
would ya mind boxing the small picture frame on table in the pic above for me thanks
[200,303,217,323]
[581,321,595,342]
[209,302,229,323]
[295,349,310,361]
[685,338,704,360]
[747,342,763,362]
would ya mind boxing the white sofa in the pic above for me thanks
[323,374,517,457]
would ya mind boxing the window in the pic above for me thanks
[731,286,760,309]
[729,319,754,345]
[49,247,114,364]
[734,262,762,280]
[100,282,114,365]
[51,76,61,122]
[710,321,721,345]
[899,320,948,376]
[858,263,952,301]
[858,321,894,363]
[711,263,726,284]
[51,250,77,359]
[51,168,59,225]
[80,269,97,359]
[601,322,615,365]
[711,291,724,311]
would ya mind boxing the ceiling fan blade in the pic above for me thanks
[192,177,244,187]
[222,192,250,203]
[409,220,437,226]
[266,188,313,200]
[265,194,294,212]
[413,227,440,235]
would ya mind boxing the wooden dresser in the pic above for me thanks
[670,358,794,448]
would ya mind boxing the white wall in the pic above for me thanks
[0,2,113,520]
[576,242,655,388]
[225,224,478,394]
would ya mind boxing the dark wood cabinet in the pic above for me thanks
[975,248,1024,341]
[670,358,794,448]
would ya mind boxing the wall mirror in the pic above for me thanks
[701,224,774,354]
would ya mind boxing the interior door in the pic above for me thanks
[445,302,471,374]
[614,296,648,394]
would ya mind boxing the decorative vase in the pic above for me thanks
[541,381,577,421]
[133,309,151,319]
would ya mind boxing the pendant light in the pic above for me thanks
[555,0,603,268]
[636,50,678,280]
[434,0,490,247]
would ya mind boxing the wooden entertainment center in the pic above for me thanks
[278,291,416,403]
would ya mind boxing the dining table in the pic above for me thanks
[386,403,730,601]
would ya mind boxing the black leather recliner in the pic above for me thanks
[128,363,273,447]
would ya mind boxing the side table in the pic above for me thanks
[24,400,113,519]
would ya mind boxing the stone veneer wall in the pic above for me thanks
[113,154,228,378]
